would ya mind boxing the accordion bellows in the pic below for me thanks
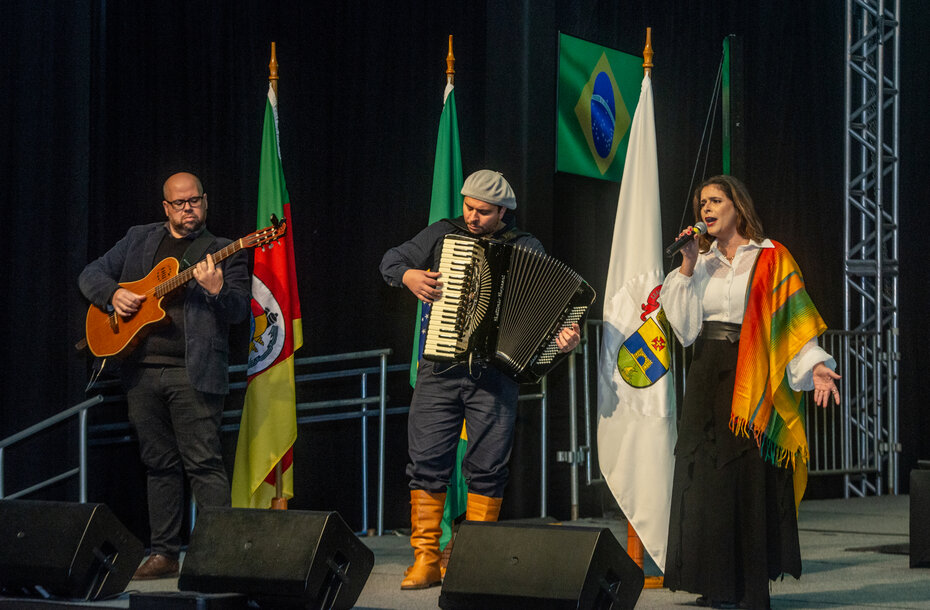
[423,234,596,383]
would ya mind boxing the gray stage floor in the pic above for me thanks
[4,494,928,609]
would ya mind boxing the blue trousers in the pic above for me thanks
[407,360,519,497]
[124,365,230,558]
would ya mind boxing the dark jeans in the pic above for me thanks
[406,360,519,497]
[124,365,229,558]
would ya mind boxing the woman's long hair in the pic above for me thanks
[692,175,765,253]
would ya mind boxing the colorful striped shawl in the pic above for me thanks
[730,241,826,507]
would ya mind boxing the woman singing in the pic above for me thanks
[660,175,841,609]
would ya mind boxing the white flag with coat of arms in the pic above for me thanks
[596,73,676,573]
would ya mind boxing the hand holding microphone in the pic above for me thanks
[665,221,707,258]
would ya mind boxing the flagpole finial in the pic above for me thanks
[643,27,654,76]
[446,35,456,86]
[269,42,279,95]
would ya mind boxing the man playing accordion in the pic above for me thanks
[380,169,581,590]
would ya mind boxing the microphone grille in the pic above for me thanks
[693,221,708,234]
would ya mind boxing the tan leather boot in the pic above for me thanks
[401,489,446,590]
[439,493,503,578]
[465,492,502,522]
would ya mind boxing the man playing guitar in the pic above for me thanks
[79,172,251,580]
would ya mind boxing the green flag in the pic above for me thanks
[410,82,466,553]
[409,83,463,386]
[556,32,643,181]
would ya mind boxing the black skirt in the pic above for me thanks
[664,336,801,610]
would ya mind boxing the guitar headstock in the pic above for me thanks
[244,217,288,249]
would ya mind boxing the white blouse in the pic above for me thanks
[661,239,835,391]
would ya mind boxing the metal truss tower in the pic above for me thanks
[843,0,900,495]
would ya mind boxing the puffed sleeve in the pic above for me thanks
[660,267,703,347]
[786,339,837,391]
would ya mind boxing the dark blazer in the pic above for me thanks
[79,222,251,395]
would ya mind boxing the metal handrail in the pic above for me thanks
[0,350,397,534]
[0,394,104,500]
[222,348,396,535]
[1,347,557,533]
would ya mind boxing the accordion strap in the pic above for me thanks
[441,216,530,244]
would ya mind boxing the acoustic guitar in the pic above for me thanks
[84,220,286,358]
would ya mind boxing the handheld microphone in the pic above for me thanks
[664,221,707,258]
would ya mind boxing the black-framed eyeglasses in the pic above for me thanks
[166,195,206,209]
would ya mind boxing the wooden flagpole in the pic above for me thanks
[437,33,459,576]
[446,34,455,86]
[626,26,664,589]
[268,41,287,511]
[643,27,654,76]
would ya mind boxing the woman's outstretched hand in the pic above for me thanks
[812,362,842,408]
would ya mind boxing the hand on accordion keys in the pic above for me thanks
[418,233,596,383]
[555,323,582,353]
[402,269,443,303]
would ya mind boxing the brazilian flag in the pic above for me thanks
[410,84,463,387]
[556,32,643,181]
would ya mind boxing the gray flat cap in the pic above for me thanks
[461,170,516,210]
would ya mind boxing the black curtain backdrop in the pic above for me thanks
[2,1,927,545]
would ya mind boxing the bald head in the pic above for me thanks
[163,172,203,199]
[162,172,208,237]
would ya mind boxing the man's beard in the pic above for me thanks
[173,216,204,236]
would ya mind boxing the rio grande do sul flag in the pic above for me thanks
[231,83,303,508]
[596,73,676,572]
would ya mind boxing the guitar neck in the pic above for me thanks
[154,239,244,298]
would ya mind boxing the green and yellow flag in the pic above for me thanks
[556,32,642,181]
[413,78,466,550]
[231,82,303,508]
[409,82,463,386]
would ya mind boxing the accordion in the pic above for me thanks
[423,234,596,383]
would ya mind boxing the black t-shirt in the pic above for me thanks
[133,232,192,366]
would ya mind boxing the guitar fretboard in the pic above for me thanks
[153,239,245,298]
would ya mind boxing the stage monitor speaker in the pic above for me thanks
[178,507,374,609]
[439,521,644,610]
[911,468,930,568]
[0,499,144,601]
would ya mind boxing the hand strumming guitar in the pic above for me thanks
[112,288,146,318]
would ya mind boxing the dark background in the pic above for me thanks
[2,1,927,546]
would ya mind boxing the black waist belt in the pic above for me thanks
[701,321,741,343]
